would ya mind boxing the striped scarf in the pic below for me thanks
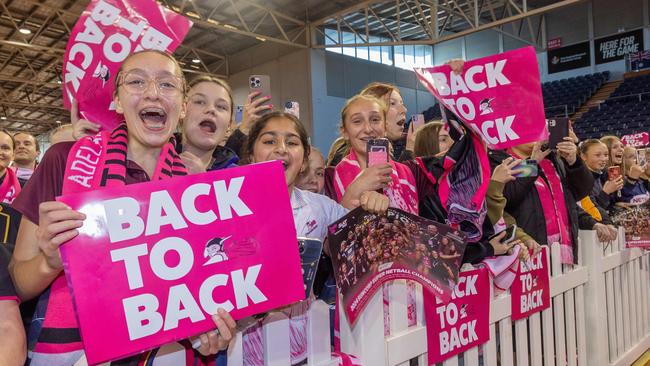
[0,167,20,203]
[333,149,418,215]
[28,124,187,365]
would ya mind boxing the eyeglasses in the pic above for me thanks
[117,71,184,97]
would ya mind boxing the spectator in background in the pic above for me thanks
[616,146,649,206]
[296,147,326,194]
[12,132,39,182]
[0,244,25,365]
[601,135,625,168]
[579,139,623,213]
[48,124,74,145]
[0,130,19,202]
[412,121,454,158]
[176,75,239,173]
[496,138,613,261]
[329,82,409,164]
[577,139,619,238]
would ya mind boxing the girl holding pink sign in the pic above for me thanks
[241,111,388,366]
[10,50,236,366]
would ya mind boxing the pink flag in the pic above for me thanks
[58,161,305,365]
[415,46,548,149]
[424,268,490,363]
[510,247,551,320]
[62,0,192,130]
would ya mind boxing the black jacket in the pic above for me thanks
[490,150,596,263]
[589,170,614,224]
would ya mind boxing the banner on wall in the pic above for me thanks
[547,41,591,74]
[327,208,467,325]
[62,0,192,131]
[58,161,305,365]
[424,268,490,364]
[510,248,551,321]
[415,46,548,149]
[595,29,644,64]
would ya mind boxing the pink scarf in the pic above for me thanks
[536,159,573,264]
[0,167,20,203]
[33,124,186,357]
[333,150,418,214]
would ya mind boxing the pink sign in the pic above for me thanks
[58,161,305,365]
[621,132,649,147]
[510,247,551,320]
[424,268,490,364]
[547,38,562,50]
[63,0,192,130]
[415,46,548,149]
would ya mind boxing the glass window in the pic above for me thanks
[381,45,393,66]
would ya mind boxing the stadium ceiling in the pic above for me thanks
[0,0,582,134]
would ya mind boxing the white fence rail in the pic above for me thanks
[227,229,650,365]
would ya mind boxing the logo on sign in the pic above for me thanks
[203,236,231,266]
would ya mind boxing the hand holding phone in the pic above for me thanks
[608,166,621,181]
[488,225,518,255]
[248,75,272,115]
[512,159,539,178]
[636,149,647,167]
[410,114,425,132]
[367,138,390,167]
[547,118,569,149]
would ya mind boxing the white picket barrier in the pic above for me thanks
[583,228,650,366]
[226,300,339,366]
[224,230,650,365]
[336,229,650,366]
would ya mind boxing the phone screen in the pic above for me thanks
[512,159,539,178]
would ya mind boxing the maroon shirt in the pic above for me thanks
[13,141,151,224]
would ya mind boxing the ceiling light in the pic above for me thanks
[19,28,31,35]
[0,117,5,120]
[223,24,238,30]
[57,80,62,84]
[192,58,201,64]
[256,36,267,42]
[56,120,61,124]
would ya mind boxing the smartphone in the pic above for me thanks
[298,238,323,299]
[235,105,244,123]
[249,75,272,113]
[637,149,647,166]
[410,114,425,132]
[547,118,569,149]
[284,101,299,119]
[489,225,517,244]
[608,166,621,181]
[367,138,390,167]
[512,159,539,178]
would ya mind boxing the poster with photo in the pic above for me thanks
[327,207,467,324]
[611,205,650,248]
